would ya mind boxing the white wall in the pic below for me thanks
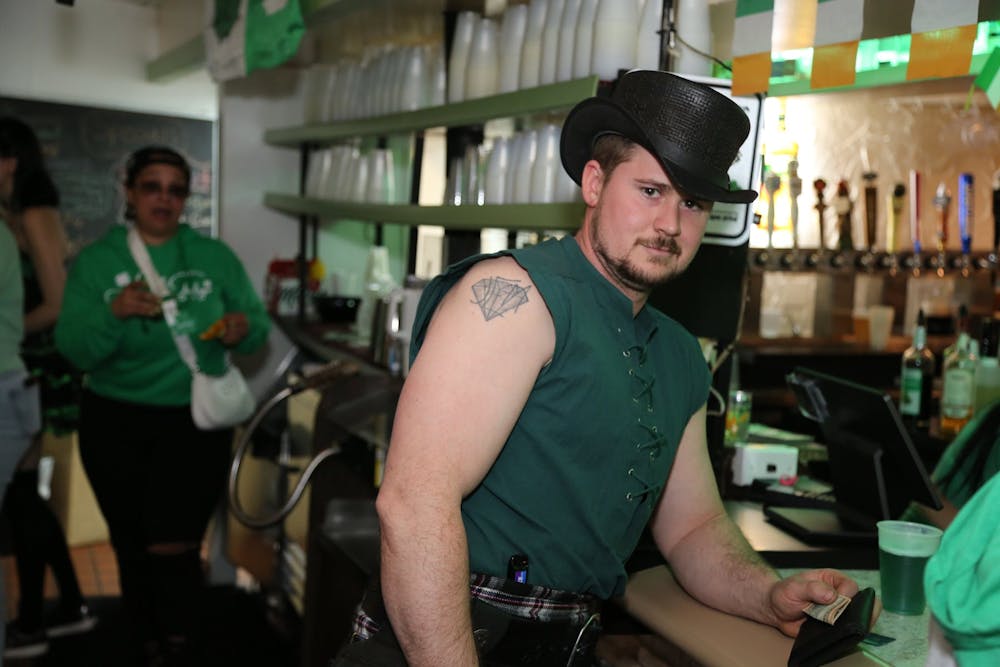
[218,69,303,294]
[0,0,216,120]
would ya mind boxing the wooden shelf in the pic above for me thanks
[264,193,584,231]
[263,77,600,145]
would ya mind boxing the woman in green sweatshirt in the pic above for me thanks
[54,146,270,664]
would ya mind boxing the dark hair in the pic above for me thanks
[591,134,637,185]
[124,146,191,189]
[0,116,59,213]
[123,146,191,221]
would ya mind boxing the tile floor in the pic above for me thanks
[2,541,301,666]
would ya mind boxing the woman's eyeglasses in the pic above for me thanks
[136,181,189,199]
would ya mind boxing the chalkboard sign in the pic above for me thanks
[0,96,214,255]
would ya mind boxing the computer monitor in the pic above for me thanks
[787,367,943,521]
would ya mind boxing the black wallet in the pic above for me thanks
[787,587,876,667]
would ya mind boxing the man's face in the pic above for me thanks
[583,147,712,297]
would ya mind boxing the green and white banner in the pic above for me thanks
[975,46,1000,109]
[204,0,305,82]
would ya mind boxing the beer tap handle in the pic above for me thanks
[863,171,878,251]
[958,173,973,257]
[814,178,828,252]
[789,160,802,250]
[834,179,854,252]
[764,170,781,249]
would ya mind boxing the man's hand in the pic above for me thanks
[768,569,879,636]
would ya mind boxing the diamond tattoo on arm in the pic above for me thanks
[471,276,531,321]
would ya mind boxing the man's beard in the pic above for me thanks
[590,207,685,293]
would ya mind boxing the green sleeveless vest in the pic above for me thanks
[411,236,711,598]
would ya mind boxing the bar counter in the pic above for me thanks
[624,566,931,667]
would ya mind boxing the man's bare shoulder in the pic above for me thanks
[456,256,538,323]
[425,255,554,363]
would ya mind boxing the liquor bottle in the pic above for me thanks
[941,304,969,363]
[899,309,936,430]
[974,318,1000,414]
[939,312,977,438]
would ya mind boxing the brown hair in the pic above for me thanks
[591,134,637,184]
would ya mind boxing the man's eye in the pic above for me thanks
[683,199,707,212]
[641,186,660,197]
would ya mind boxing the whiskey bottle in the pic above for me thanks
[939,315,977,438]
[900,309,936,430]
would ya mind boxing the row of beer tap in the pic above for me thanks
[751,164,1000,276]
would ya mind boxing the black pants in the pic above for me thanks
[77,390,231,652]
[3,468,85,630]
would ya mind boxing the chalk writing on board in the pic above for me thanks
[0,96,214,256]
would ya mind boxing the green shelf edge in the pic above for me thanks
[146,35,206,82]
[264,193,584,231]
[263,77,600,145]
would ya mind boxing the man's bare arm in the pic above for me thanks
[650,406,860,636]
[376,257,554,666]
[650,406,780,622]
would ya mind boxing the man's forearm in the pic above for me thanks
[378,493,480,666]
[664,513,781,626]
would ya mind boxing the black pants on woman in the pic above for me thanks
[77,390,231,659]
[4,467,85,630]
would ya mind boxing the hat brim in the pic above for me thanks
[560,97,758,205]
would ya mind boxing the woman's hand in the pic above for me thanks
[218,312,250,346]
[111,280,162,319]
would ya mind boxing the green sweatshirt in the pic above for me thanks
[925,472,1000,666]
[55,224,270,406]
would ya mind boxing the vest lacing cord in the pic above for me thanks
[623,343,648,366]
[632,374,655,409]
[636,424,667,460]
[625,467,661,502]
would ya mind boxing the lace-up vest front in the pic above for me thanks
[411,236,711,598]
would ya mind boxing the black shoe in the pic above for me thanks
[3,623,49,659]
[46,604,99,638]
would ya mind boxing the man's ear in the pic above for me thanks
[580,160,603,207]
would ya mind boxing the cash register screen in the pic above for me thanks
[786,367,942,520]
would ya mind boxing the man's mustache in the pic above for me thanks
[640,237,681,255]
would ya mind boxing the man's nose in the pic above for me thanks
[653,203,681,235]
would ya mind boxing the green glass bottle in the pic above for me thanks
[900,309,936,430]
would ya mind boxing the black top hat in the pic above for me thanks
[560,70,758,204]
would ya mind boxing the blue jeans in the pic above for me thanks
[0,369,41,651]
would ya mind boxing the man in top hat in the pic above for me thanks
[335,70,866,667]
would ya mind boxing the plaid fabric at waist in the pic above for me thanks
[351,573,599,642]
[468,573,598,625]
